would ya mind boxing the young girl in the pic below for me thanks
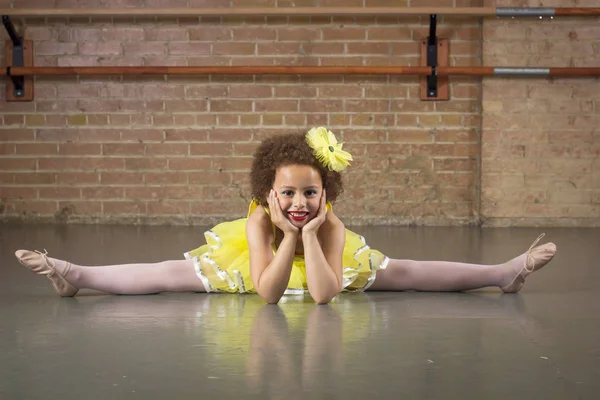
[15,127,557,304]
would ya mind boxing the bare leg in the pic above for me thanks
[16,250,206,295]
[368,239,556,292]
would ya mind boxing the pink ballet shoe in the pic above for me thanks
[15,249,78,297]
[501,234,557,293]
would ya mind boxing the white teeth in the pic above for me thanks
[289,212,307,217]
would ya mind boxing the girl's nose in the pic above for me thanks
[293,195,305,208]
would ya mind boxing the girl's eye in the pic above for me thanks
[306,190,318,196]
[282,190,294,196]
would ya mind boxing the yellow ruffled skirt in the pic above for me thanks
[184,216,389,294]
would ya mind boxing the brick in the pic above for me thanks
[303,43,345,55]
[145,172,188,185]
[103,201,147,215]
[191,115,215,126]
[210,100,253,112]
[300,100,343,113]
[123,42,166,56]
[38,158,125,171]
[39,187,81,199]
[77,100,121,112]
[186,86,229,99]
[213,43,255,55]
[145,28,188,41]
[36,42,77,55]
[125,158,168,171]
[240,115,261,126]
[147,201,191,215]
[173,114,196,126]
[365,143,411,157]
[188,27,232,41]
[165,100,208,112]
[14,173,57,185]
[13,201,58,215]
[434,158,477,172]
[254,100,298,112]
[367,27,412,41]
[549,190,592,204]
[348,43,390,55]
[146,143,190,156]
[101,172,144,185]
[319,85,363,98]
[142,85,186,100]
[3,115,25,125]
[168,43,211,56]
[79,42,122,56]
[16,143,58,155]
[81,187,125,199]
[232,27,276,41]
[280,113,306,125]
[322,28,366,41]
[26,114,46,126]
[165,129,209,142]
[229,85,273,98]
[0,158,37,170]
[67,114,87,125]
[0,187,38,199]
[390,42,420,55]
[168,158,211,171]
[57,201,102,215]
[277,27,321,41]
[274,86,317,98]
[217,115,239,126]
[257,43,303,56]
[391,100,433,113]
[56,56,98,67]
[212,157,253,171]
[345,100,390,113]
[78,130,124,142]
[189,171,232,185]
[262,114,283,125]
[57,172,100,185]
[103,144,145,156]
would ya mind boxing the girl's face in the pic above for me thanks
[272,164,323,229]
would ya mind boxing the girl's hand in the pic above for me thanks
[302,189,327,235]
[267,189,299,235]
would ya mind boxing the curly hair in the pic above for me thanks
[250,132,344,206]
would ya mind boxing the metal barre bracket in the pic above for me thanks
[2,15,25,97]
[426,14,438,98]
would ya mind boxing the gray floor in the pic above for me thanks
[1,223,599,399]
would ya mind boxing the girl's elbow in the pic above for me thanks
[312,289,340,305]
[256,287,283,304]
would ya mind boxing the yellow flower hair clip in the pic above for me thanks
[305,127,353,172]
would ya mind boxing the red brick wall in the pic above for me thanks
[2,1,596,226]
[0,1,483,225]
[482,0,600,226]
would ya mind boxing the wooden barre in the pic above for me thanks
[1,7,600,17]
[4,66,600,77]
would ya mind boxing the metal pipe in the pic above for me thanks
[496,7,555,17]
[494,67,550,76]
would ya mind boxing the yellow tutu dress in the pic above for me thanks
[184,200,389,294]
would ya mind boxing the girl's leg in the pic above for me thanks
[368,237,556,292]
[15,250,206,295]
[68,259,206,294]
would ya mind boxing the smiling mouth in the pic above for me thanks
[288,211,309,221]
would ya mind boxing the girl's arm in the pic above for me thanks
[302,199,345,304]
[246,199,297,304]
